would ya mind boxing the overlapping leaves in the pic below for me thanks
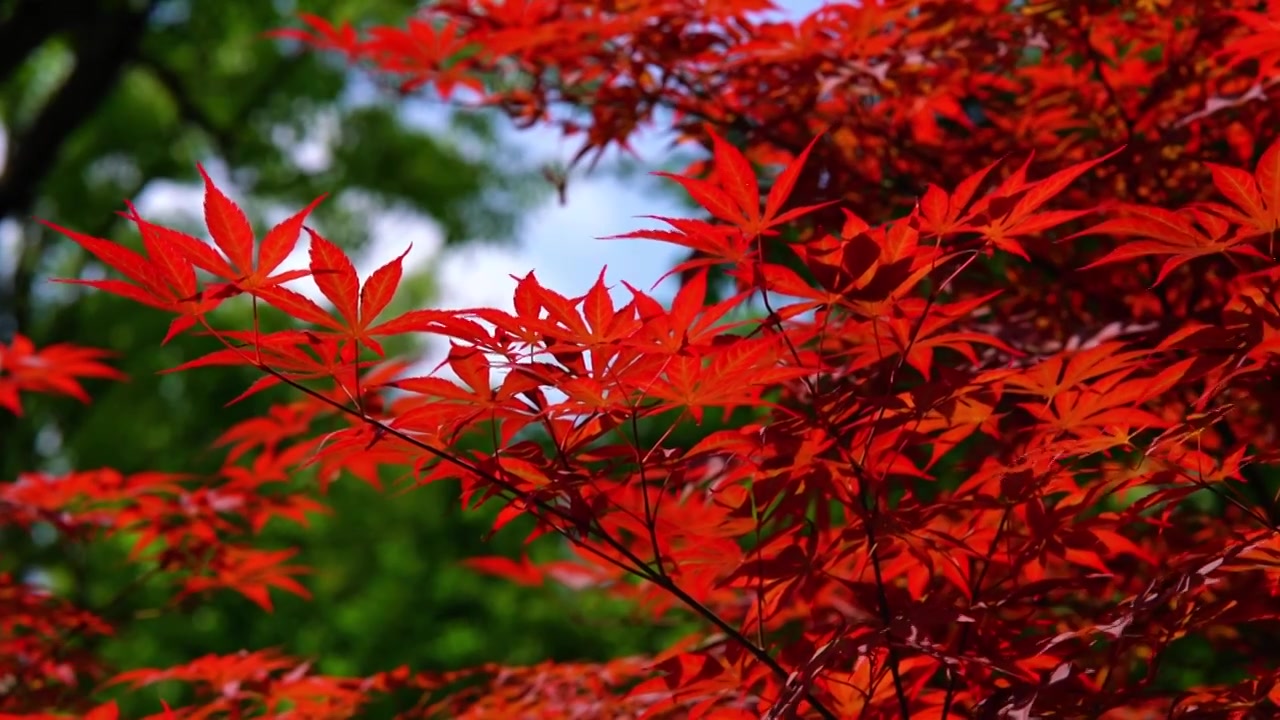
[11,0,1280,717]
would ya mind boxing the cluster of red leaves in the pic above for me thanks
[0,334,124,416]
[8,0,1280,718]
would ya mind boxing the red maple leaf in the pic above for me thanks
[1198,134,1280,254]
[0,334,125,416]
[1073,204,1270,285]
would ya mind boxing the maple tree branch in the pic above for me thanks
[224,342,841,720]
[856,471,914,720]
[837,250,984,720]
[939,507,1012,720]
[629,410,668,579]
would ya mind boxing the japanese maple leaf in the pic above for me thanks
[640,335,812,421]
[624,269,750,355]
[960,148,1122,259]
[1019,358,1195,438]
[1002,342,1150,404]
[365,15,472,68]
[1198,134,1280,254]
[385,344,542,444]
[302,227,411,355]
[43,210,222,343]
[163,330,375,405]
[180,546,310,612]
[609,216,752,277]
[608,130,832,265]
[82,702,121,720]
[160,166,324,296]
[1072,204,1270,285]
[859,294,1018,380]
[912,158,1002,239]
[0,334,125,416]
[464,555,547,586]
[361,16,487,97]
[267,12,361,56]
[110,649,295,689]
[46,173,325,342]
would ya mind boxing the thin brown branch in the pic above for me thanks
[200,320,840,720]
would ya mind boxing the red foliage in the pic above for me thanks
[9,0,1280,717]
[0,334,124,415]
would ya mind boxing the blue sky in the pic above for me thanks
[398,115,693,313]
